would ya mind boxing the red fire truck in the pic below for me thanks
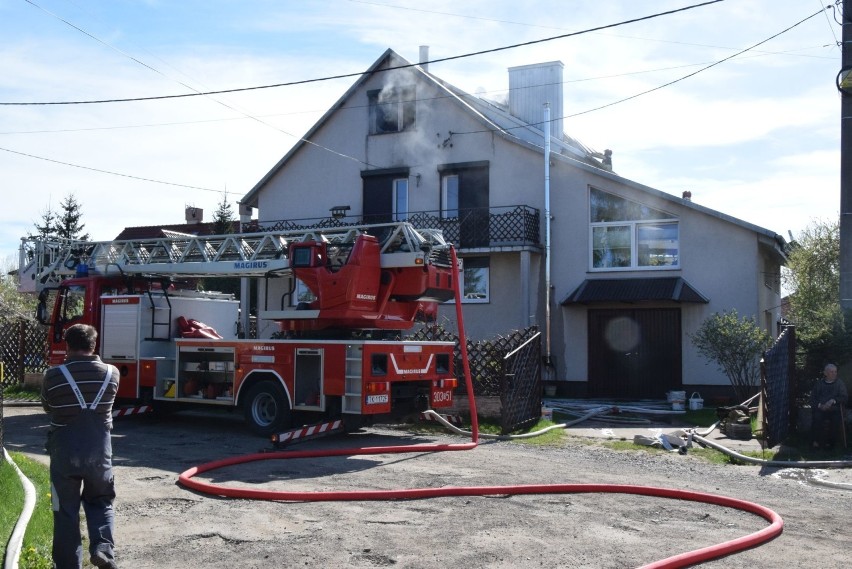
[19,222,460,435]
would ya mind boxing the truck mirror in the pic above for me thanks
[36,290,52,325]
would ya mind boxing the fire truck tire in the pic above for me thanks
[243,381,291,436]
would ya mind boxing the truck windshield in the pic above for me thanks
[60,285,86,322]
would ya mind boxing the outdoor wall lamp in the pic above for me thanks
[330,205,350,219]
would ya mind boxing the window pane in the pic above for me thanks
[590,188,675,222]
[442,175,459,218]
[394,178,408,221]
[369,87,415,134]
[375,101,398,133]
[638,223,679,266]
[592,226,631,268]
[293,279,316,306]
[63,285,86,321]
[463,258,489,302]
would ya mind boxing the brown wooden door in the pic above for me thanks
[588,308,681,399]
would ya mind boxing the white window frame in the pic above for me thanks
[445,257,490,304]
[393,178,409,221]
[589,220,679,271]
[441,174,459,219]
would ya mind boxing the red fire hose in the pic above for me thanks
[178,247,783,568]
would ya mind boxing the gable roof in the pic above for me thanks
[240,48,786,259]
[114,222,217,241]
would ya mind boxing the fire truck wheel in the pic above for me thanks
[243,380,291,436]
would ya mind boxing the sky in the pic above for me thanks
[0,0,843,268]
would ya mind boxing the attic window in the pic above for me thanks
[589,187,679,270]
[368,86,415,134]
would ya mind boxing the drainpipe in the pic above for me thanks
[543,104,552,367]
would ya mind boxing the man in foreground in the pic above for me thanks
[41,323,120,569]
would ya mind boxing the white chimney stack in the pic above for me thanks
[185,206,203,224]
[508,61,564,140]
[419,46,429,71]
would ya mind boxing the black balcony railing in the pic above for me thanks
[253,205,541,250]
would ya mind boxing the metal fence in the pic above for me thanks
[760,325,797,449]
[0,318,49,386]
[500,331,542,434]
[410,325,542,432]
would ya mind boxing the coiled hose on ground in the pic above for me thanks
[178,248,784,568]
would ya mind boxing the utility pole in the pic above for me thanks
[841,0,852,313]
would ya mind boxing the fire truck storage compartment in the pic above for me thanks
[294,348,323,409]
[165,343,236,404]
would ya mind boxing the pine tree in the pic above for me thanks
[212,193,235,235]
[30,204,61,240]
[55,193,89,241]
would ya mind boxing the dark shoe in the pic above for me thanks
[91,550,117,569]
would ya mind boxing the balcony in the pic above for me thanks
[253,205,541,250]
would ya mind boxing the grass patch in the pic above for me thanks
[0,457,25,554]
[2,384,41,401]
[0,453,53,569]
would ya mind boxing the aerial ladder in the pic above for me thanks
[19,221,455,330]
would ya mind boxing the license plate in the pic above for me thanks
[366,394,389,405]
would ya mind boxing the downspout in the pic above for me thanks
[543,103,552,367]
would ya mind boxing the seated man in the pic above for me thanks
[811,363,848,449]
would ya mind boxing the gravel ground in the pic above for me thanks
[3,404,850,568]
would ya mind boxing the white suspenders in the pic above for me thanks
[57,364,115,410]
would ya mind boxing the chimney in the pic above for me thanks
[508,61,564,140]
[419,46,429,71]
[185,206,203,224]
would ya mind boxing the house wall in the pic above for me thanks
[549,168,776,391]
[246,53,784,398]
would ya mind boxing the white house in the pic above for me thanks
[240,48,786,401]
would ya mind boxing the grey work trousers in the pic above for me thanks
[47,410,116,569]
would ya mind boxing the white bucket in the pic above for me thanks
[671,401,685,411]
[689,392,704,411]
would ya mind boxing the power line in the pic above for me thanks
[452,7,828,136]
[350,0,833,58]
[1,0,724,106]
[20,0,377,170]
[0,146,221,192]
[0,44,833,137]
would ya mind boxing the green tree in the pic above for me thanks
[783,218,852,379]
[212,193,235,235]
[55,193,89,241]
[31,205,59,240]
[690,309,772,402]
[0,256,36,321]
